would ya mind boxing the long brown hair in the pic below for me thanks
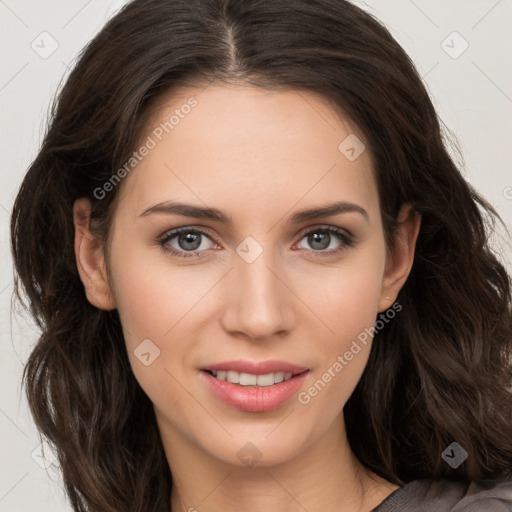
[10,0,512,510]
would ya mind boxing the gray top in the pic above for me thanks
[372,478,512,511]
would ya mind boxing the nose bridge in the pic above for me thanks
[220,238,295,339]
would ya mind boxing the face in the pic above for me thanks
[74,82,419,469]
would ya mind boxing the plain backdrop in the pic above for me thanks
[1,1,511,510]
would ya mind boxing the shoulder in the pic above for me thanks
[373,476,512,512]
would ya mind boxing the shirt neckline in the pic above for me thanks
[370,480,418,511]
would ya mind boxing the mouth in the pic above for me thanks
[199,360,310,412]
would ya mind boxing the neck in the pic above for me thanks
[156,409,398,512]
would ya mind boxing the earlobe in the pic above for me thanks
[73,198,116,310]
[378,203,421,312]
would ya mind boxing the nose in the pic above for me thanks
[219,248,296,342]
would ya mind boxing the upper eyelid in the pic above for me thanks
[159,225,217,243]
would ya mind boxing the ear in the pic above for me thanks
[73,198,116,310]
[378,203,421,312]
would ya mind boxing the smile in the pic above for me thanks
[200,368,310,412]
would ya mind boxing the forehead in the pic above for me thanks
[115,83,379,222]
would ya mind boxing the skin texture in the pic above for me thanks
[73,83,421,512]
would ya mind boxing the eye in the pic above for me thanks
[295,226,355,256]
[158,227,216,258]
[157,225,355,259]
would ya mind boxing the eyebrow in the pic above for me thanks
[139,200,369,224]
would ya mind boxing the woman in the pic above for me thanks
[10,0,512,510]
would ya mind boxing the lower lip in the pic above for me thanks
[200,370,309,412]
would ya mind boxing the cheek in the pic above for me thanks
[299,246,385,406]
[109,234,211,347]
[312,246,386,345]
[106,242,185,376]
[108,240,228,399]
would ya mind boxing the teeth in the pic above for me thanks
[239,373,257,385]
[272,371,284,384]
[257,373,276,386]
[226,370,238,383]
[211,370,295,386]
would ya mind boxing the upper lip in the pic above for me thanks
[200,359,309,376]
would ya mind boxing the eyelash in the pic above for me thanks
[157,225,356,259]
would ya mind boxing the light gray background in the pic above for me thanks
[1,1,511,511]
